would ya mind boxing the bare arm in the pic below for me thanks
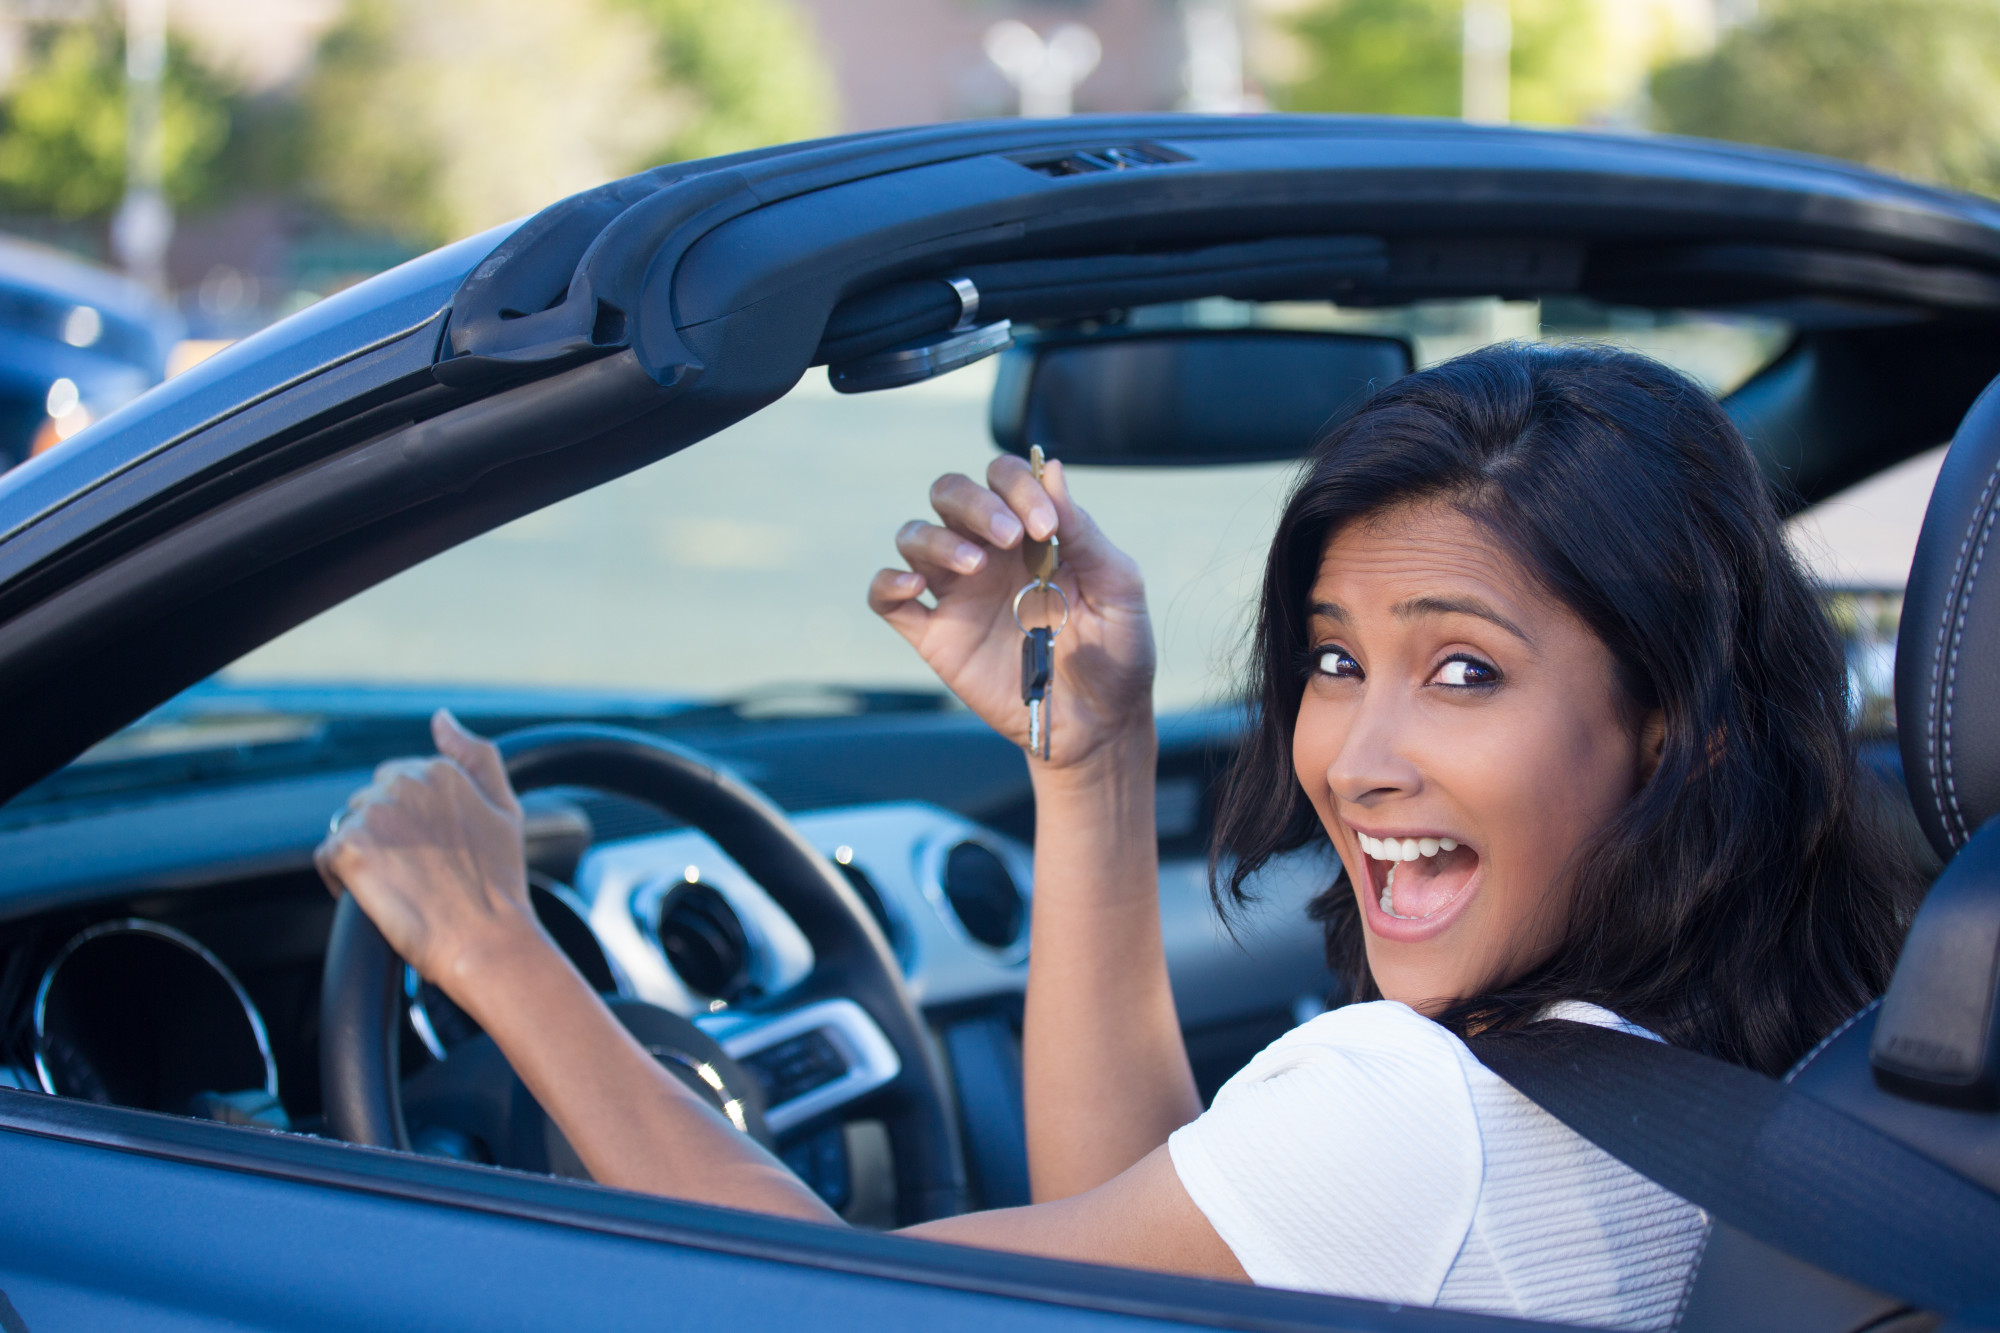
[322,715,1239,1276]
[319,453,1228,1265]
[319,713,838,1219]
[868,457,1201,1198]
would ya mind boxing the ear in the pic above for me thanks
[1638,709,1666,782]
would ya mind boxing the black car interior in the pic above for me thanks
[2,118,2000,1329]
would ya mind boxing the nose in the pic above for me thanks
[1325,686,1423,809]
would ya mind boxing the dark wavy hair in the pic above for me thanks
[1210,342,1926,1076]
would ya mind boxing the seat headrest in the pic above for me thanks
[1898,373,2000,861]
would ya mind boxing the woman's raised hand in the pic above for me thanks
[869,455,1155,767]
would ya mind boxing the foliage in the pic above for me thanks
[618,0,836,164]
[304,0,833,247]
[1652,0,2000,198]
[1274,0,1636,127]
[0,22,233,219]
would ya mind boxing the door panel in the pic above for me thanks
[0,1103,1529,1333]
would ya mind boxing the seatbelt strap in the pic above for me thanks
[1464,1020,2000,1324]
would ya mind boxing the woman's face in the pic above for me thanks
[1291,501,1660,1012]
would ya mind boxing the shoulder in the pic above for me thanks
[1220,998,1477,1090]
[1167,1002,1486,1302]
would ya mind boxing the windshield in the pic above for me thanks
[73,297,1805,768]
[226,360,1291,714]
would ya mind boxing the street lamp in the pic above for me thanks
[984,20,1101,118]
[110,0,172,293]
[1180,0,1246,113]
[1461,0,1510,125]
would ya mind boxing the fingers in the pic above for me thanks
[929,472,1027,548]
[1035,458,1114,573]
[867,567,931,643]
[432,709,522,817]
[895,519,987,581]
[984,455,1059,542]
[314,835,345,898]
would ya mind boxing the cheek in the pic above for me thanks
[1291,693,1344,807]
[1472,704,1644,887]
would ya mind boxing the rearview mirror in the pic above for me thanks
[990,329,1412,466]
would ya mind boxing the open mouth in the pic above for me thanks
[1355,832,1481,923]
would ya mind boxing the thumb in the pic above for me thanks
[432,709,521,816]
[1041,458,1125,580]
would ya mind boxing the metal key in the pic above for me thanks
[1021,625,1055,760]
[1014,445,1065,761]
[1022,445,1059,585]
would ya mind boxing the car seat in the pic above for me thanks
[1672,375,2000,1333]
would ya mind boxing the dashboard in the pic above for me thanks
[0,718,1336,1217]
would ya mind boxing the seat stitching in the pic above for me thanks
[1936,457,2000,845]
[1782,998,1878,1084]
[1946,494,2000,842]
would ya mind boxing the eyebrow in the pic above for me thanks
[1308,596,1534,646]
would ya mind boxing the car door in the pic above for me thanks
[0,1088,1531,1333]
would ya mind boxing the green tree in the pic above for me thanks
[305,0,834,247]
[621,0,836,164]
[0,22,233,219]
[1652,0,2000,198]
[1276,0,1620,127]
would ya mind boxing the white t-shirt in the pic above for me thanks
[1168,1000,1708,1331]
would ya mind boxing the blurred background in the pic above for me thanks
[4,0,1994,345]
[0,0,1982,725]
[4,0,1994,454]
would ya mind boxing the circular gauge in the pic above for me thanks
[33,919,277,1115]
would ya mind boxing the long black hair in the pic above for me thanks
[1211,342,1926,1076]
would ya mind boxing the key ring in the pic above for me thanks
[1012,580,1070,637]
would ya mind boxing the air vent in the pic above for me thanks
[657,882,751,1001]
[834,858,900,953]
[1014,143,1188,177]
[940,841,1026,950]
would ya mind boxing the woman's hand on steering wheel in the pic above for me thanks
[315,710,544,1005]
[868,454,1155,769]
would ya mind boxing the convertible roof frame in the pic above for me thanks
[2,114,1999,804]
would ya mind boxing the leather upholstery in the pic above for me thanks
[1898,375,2000,861]
[1681,374,2000,1332]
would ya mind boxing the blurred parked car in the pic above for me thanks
[0,235,180,470]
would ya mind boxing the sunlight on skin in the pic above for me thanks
[1292,502,1664,1011]
[319,494,1660,1278]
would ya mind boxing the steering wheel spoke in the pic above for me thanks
[707,997,901,1137]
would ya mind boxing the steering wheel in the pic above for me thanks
[320,723,967,1223]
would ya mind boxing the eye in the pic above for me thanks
[1432,654,1500,688]
[1313,646,1362,679]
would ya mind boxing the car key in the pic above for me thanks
[1013,445,1066,761]
[1021,624,1055,760]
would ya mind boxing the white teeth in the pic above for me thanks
[1357,832,1463,862]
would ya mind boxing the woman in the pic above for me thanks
[318,343,1920,1330]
